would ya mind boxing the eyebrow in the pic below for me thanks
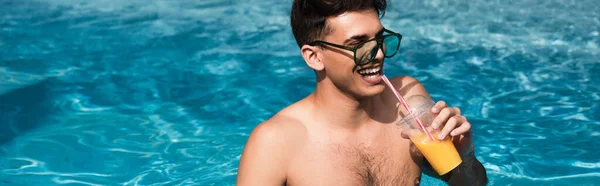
[343,28,385,45]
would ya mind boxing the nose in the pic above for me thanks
[373,43,385,61]
[361,42,386,66]
[363,45,385,66]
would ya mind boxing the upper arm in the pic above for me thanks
[390,75,432,100]
[236,119,299,186]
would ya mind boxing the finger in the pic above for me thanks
[432,107,453,129]
[438,116,460,140]
[454,107,462,116]
[431,100,447,114]
[450,120,471,137]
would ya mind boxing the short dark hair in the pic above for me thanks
[290,0,387,48]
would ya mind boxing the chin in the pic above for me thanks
[353,71,386,97]
[357,83,386,98]
[368,84,387,95]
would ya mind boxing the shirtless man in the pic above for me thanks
[236,0,488,185]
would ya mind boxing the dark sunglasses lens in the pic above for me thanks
[356,40,378,65]
[383,35,400,57]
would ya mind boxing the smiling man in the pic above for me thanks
[236,0,488,185]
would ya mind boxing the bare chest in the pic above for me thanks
[287,134,423,186]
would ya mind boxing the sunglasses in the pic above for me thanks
[308,28,402,66]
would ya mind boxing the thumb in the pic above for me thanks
[400,130,410,139]
[400,128,420,139]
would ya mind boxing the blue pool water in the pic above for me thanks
[1,0,599,185]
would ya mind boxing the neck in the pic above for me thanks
[308,78,376,129]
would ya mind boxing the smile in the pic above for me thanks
[358,66,381,76]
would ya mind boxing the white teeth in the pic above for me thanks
[358,67,381,75]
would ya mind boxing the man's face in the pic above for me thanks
[319,9,386,98]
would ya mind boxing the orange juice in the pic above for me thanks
[410,133,462,175]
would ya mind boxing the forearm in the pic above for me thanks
[442,145,489,186]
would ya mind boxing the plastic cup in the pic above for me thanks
[397,95,462,175]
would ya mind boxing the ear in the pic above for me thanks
[300,45,325,71]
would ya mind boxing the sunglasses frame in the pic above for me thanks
[308,28,403,66]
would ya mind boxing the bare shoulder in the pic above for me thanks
[250,105,308,150]
[236,103,308,185]
[245,109,308,154]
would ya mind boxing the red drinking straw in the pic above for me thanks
[381,75,436,141]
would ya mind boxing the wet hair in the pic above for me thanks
[290,0,388,48]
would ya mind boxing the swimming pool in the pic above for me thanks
[1,0,599,185]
